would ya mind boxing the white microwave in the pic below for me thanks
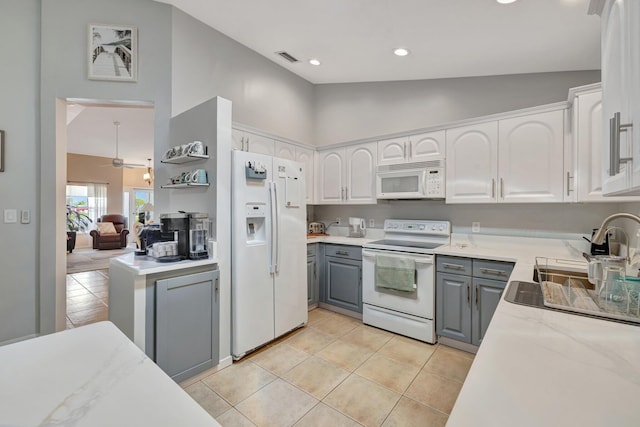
[376,160,445,199]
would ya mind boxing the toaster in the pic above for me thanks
[308,222,326,234]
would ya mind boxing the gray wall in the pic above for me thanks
[0,0,40,344]
[171,8,315,145]
[313,202,624,239]
[314,71,601,145]
[39,0,172,336]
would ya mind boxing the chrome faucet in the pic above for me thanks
[591,213,640,263]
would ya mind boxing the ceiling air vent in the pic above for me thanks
[275,51,299,63]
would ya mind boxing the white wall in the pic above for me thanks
[0,0,40,344]
[314,71,601,145]
[39,0,172,336]
[171,8,315,145]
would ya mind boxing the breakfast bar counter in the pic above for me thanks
[0,322,220,426]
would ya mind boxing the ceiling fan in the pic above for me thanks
[109,121,144,168]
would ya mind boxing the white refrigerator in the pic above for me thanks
[231,150,307,359]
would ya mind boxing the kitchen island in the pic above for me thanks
[109,254,221,382]
[0,322,220,426]
[439,234,640,427]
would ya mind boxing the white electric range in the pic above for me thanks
[362,219,451,343]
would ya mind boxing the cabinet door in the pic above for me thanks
[345,142,377,204]
[445,122,498,204]
[296,146,315,204]
[274,140,296,160]
[307,257,317,306]
[324,256,362,313]
[245,132,275,156]
[629,1,640,189]
[156,270,219,383]
[409,130,445,162]
[378,136,408,166]
[436,273,471,343]
[231,129,245,151]
[471,277,506,346]
[577,91,606,201]
[602,0,632,194]
[498,110,565,203]
[316,149,345,204]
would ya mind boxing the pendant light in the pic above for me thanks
[143,158,153,186]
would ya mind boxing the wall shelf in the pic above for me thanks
[161,153,209,164]
[161,182,210,189]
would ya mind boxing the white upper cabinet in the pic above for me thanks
[378,136,408,166]
[498,110,565,203]
[232,129,275,156]
[446,109,565,204]
[295,146,315,204]
[316,149,345,204]
[274,140,296,160]
[410,131,446,162]
[345,143,377,204]
[601,0,633,195]
[316,142,377,205]
[446,122,498,204]
[377,130,445,166]
[575,89,605,201]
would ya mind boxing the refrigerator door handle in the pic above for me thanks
[268,182,276,274]
[273,181,280,273]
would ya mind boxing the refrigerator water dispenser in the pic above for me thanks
[245,203,266,243]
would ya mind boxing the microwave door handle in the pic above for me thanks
[420,172,427,195]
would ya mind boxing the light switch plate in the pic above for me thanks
[4,209,17,224]
[21,210,30,224]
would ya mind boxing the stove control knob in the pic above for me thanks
[439,226,444,231]
[419,225,425,230]
[431,226,436,230]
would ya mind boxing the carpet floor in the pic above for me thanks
[67,247,134,274]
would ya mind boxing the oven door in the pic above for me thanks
[362,248,434,319]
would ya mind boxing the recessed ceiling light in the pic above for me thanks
[394,48,410,57]
[496,0,517,4]
[309,59,321,66]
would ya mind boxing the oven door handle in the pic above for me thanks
[362,250,433,264]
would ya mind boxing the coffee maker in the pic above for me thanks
[159,213,189,258]
[188,212,209,260]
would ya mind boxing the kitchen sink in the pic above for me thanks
[504,280,640,326]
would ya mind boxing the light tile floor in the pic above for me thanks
[65,269,109,329]
[181,308,474,427]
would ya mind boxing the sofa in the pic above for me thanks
[90,214,130,250]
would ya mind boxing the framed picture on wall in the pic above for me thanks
[0,130,4,172]
[88,23,138,82]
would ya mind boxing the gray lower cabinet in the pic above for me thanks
[155,269,219,383]
[320,244,362,313]
[436,256,512,346]
[307,244,318,306]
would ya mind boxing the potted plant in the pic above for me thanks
[66,204,92,253]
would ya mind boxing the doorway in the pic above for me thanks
[63,99,155,329]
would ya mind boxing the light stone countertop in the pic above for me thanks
[0,322,220,427]
[111,252,218,275]
[440,234,640,427]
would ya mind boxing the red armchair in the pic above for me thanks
[90,214,130,250]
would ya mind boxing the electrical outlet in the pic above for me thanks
[336,217,342,225]
[369,219,375,228]
[472,222,480,233]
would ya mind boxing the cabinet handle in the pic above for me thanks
[491,179,496,198]
[500,178,504,199]
[467,283,471,307]
[475,285,479,307]
[341,187,345,200]
[345,187,348,200]
[335,250,350,256]
[479,268,507,276]
[609,112,633,176]
[409,142,412,159]
[566,172,572,196]
[404,142,407,159]
[442,262,465,270]
[245,137,250,152]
